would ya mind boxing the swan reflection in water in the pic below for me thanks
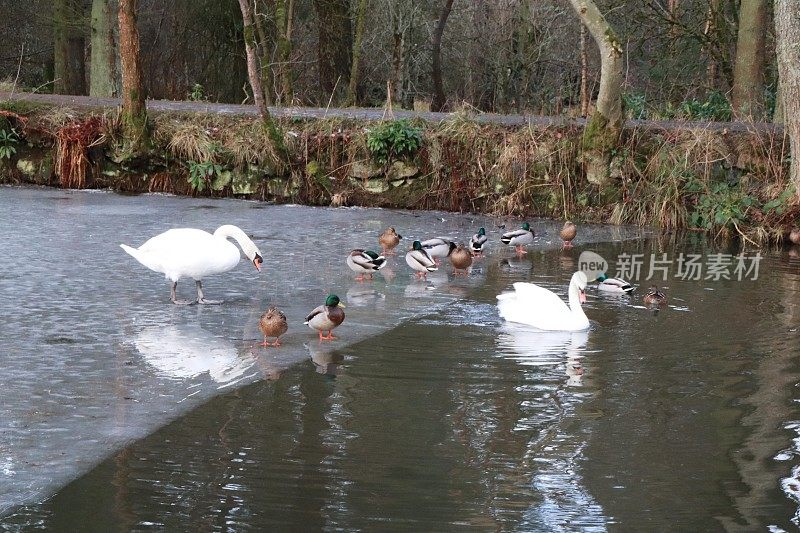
[134,324,256,384]
[496,322,588,386]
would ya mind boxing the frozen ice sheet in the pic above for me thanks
[0,186,646,515]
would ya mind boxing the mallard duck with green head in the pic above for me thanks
[421,237,457,265]
[346,249,386,281]
[406,240,438,279]
[501,222,535,255]
[595,273,634,294]
[469,227,487,256]
[305,294,346,341]
[259,306,288,346]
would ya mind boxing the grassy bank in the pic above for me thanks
[0,100,795,245]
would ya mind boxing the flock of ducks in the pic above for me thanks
[120,219,668,343]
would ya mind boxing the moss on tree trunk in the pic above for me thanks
[569,0,624,188]
[118,0,148,154]
[238,0,288,161]
[581,111,620,190]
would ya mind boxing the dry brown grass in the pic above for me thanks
[5,102,796,244]
[220,118,282,169]
[153,114,219,162]
[55,116,105,189]
[148,171,174,193]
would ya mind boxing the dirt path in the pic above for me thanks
[0,91,783,135]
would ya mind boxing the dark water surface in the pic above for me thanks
[2,187,800,531]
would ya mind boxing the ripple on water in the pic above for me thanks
[5,187,800,530]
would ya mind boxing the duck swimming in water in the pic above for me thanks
[643,286,668,306]
[595,273,634,294]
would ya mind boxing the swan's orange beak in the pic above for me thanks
[579,290,586,304]
[253,255,263,272]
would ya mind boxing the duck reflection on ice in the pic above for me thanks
[346,286,386,307]
[306,342,344,375]
[134,324,256,384]
[403,280,437,298]
[496,323,588,385]
[499,255,533,275]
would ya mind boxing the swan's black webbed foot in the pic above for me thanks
[195,280,222,305]
[170,282,195,305]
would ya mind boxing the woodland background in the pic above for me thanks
[0,0,778,121]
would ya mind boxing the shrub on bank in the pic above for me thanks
[0,101,793,245]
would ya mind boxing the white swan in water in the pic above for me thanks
[120,224,263,304]
[496,271,590,331]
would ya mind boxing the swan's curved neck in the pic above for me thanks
[214,225,259,259]
[567,283,588,321]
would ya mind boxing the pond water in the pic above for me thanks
[1,186,800,530]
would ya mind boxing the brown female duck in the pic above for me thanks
[259,306,288,346]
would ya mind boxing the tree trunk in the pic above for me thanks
[313,0,352,105]
[346,0,368,106]
[466,0,490,110]
[239,0,269,116]
[580,24,588,117]
[704,0,720,91]
[430,0,454,112]
[774,75,784,123]
[253,0,274,106]
[90,0,117,97]
[54,0,87,95]
[389,27,404,107]
[238,0,287,158]
[118,0,147,152]
[775,0,800,198]
[732,0,768,118]
[568,0,624,187]
[667,0,679,37]
[275,0,294,104]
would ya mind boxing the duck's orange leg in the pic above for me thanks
[319,331,337,341]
